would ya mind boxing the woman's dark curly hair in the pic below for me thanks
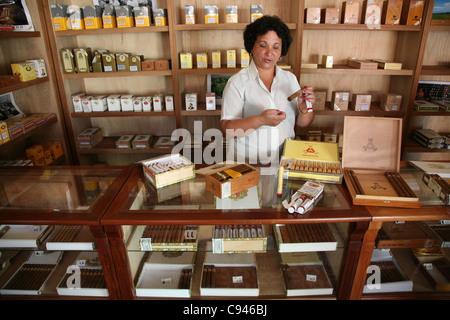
[244,15,292,56]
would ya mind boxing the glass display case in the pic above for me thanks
[0,165,132,299]
[102,165,372,300]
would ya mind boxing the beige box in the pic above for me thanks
[91,95,108,112]
[342,1,360,24]
[120,95,134,111]
[322,8,340,24]
[153,94,163,112]
[381,93,402,111]
[351,94,372,111]
[227,50,236,68]
[196,53,208,69]
[251,5,263,22]
[348,59,378,69]
[107,95,121,111]
[142,96,152,111]
[185,4,196,24]
[205,5,219,24]
[165,95,174,111]
[133,97,143,112]
[313,91,327,110]
[305,8,321,24]
[211,50,221,69]
[226,5,238,23]
[68,6,84,30]
[81,96,93,113]
[373,59,402,70]
[116,135,134,149]
[72,92,86,113]
[206,93,216,110]
[74,48,92,73]
[332,91,350,111]
[362,0,383,25]
[141,154,195,189]
[180,53,193,69]
[102,4,117,28]
[322,55,333,68]
[26,59,47,78]
[133,135,152,149]
[185,93,197,111]
[382,0,403,25]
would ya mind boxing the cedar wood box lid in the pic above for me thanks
[342,116,402,172]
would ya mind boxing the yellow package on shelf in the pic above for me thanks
[281,139,343,184]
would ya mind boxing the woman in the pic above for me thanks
[221,15,315,164]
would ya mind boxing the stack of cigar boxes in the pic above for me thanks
[280,139,343,184]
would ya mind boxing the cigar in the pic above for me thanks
[281,264,291,290]
[385,172,408,197]
[277,165,284,197]
[393,172,417,198]
[349,170,364,195]
[287,91,301,102]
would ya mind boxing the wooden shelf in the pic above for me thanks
[420,65,450,76]
[303,24,421,31]
[78,136,173,154]
[71,111,175,118]
[314,104,405,116]
[0,77,48,95]
[0,31,41,39]
[301,65,414,76]
[180,104,221,116]
[63,70,172,79]
[0,116,57,152]
[405,139,450,153]
[54,26,169,36]
[175,22,297,31]
[411,110,450,116]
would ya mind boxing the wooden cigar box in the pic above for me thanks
[401,0,424,25]
[280,252,334,296]
[342,116,421,208]
[414,254,450,292]
[212,224,267,253]
[347,59,378,70]
[362,0,383,24]
[136,252,195,298]
[200,252,259,297]
[281,139,343,184]
[138,225,199,251]
[426,223,450,247]
[141,154,195,189]
[342,1,360,24]
[322,8,340,24]
[363,249,413,293]
[376,221,437,248]
[422,174,450,205]
[382,0,403,25]
[274,224,338,252]
[313,91,327,110]
[305,8,321,24]
[0,75,20,87]
[195,162,259,199]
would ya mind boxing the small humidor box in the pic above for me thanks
[422,174,450,205]
[414,100,439,112]
[134,6,151,27]
[195,162,259,199]
[414,253,450,292]
[129,55,143,72]
[342,1,360,24]
[133,97,143,111]
[115,53,130,72]
[51,4,69,31]
[342,116,421,208]
[435,100,450,112]
[11,62,36,82]
[305,8,321,24]
[121,95,134,111]
[382,0,403,25]
[373,59,402,70]
[102,53,117,72]
[205,5,219,24]
[153,94,163,111]
[116,135,134,149]
[347,59,378,69]
[322,8,340,24]
[141,59,155,71]
[185,93,197,111]
[116,5,134,28]
[107,95,121,111]
[180,52,193,69]
[42,141,63,160]
[196,53,208,69]
[102,4,117,28]
[332,91,350,111]
[154,9,167,26]
[132,134,152,149]
[212,225,266,254]
[281,139,343,184]
[401,0,424,25]
[376,221,437,249]
[351,94,372,111]
[141,154,195,189]
[381,93,402,111]
[73,48,93,73]
[362,0,383,25]
[165,94,174,111]
[313,91,327,110]
[72,92,86,113]
[83,5,103,29]
[81,96,93,112]
[226,5,238,23]
[185,4,195,24]
[142,96,152,111]
[155,59,171,70]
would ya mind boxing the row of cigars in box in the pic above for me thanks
[305,0,425,26]
[0,114,56,145]
[61,47,170,74]
[51,3,166,30]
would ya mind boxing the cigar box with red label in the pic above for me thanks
[342,116,421,208]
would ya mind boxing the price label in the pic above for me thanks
[306,274,317,282]
[232,276,243,283]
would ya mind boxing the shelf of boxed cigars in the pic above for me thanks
[78,136,172,154]
[71,110,175,118]
[420,65,450,76]
[54,25,169,37]
[174,22,297,31]
[303,24,421,32]
[63,70,171,79]
[301,64,413,76]
[313,102,404,117]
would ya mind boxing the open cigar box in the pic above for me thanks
[280,252,334,297]
[135,252,195,298]
[273,223,337,252]
[413,252,450,292]
[140,153,195,189]
[195,162,259,199]
[376,221,437,249]
[211,224,267,253]
[280,139,343,184]
[200,252,259,297]
[139,225,198,252]
[342,117,421,208]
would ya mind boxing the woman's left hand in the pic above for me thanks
[298,86,315,113]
